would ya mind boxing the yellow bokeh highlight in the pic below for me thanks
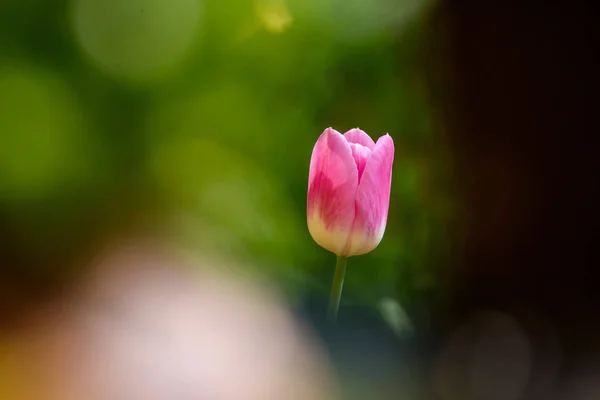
[255,0,294,33]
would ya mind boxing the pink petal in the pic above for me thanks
[344,128,376,150]
[307,128,358,255]
[349,143,371,182]
[346,134,394,256]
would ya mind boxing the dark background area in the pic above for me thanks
[440,0,600,372]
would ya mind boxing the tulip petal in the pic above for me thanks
[307,128,358,255]
[344,128,376,150]
[349,143,371,182]
[346,134,394,256]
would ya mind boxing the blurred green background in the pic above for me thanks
[1,0,456,321]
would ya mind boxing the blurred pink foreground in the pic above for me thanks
[0,240,336,400]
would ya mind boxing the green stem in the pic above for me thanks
[328,255,348,323]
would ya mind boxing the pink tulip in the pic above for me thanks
[307,127,394,257]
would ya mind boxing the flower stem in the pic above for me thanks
[328,255,348,323]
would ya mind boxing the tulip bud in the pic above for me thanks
[307,128,394,257]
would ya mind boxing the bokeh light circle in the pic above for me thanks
[70,0,202,83]
[0,64,98,199]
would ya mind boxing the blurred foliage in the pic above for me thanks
[1,0,455,315]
